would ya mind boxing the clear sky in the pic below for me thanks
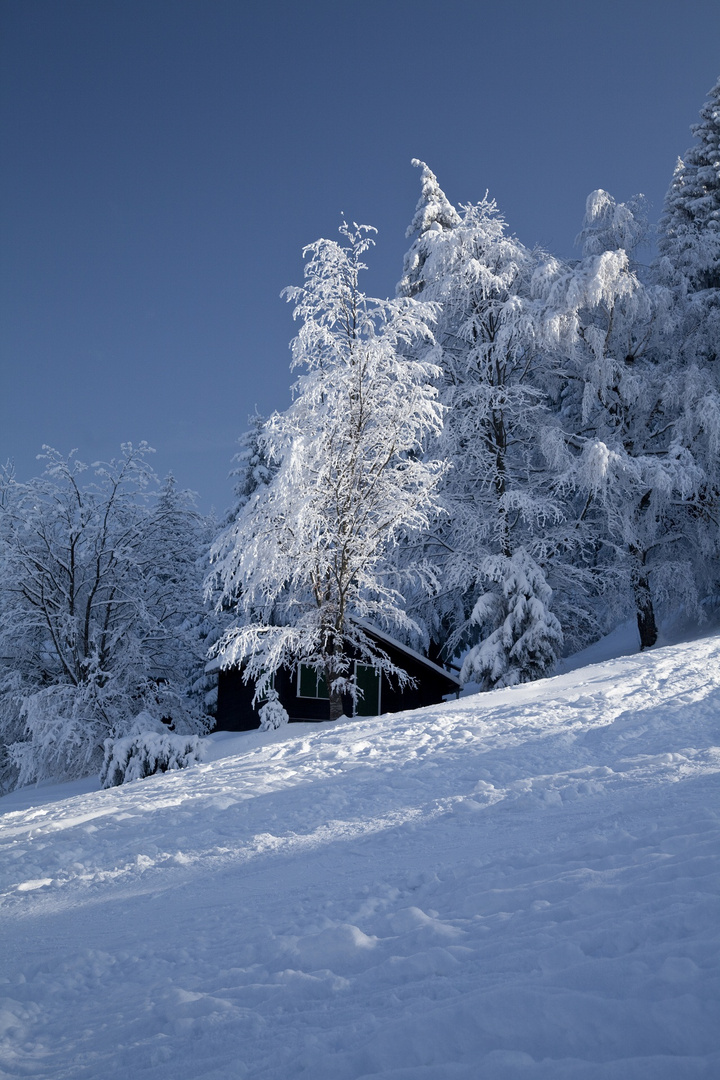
[1,0,719,513]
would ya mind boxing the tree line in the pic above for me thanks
[2,78,719,789]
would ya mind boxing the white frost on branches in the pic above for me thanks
[210,222,447,719]
[397,163,576,673]
[100,726,205,789]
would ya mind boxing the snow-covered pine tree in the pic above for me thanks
[654,79,720,613]
[150,472,218,724]
[257,689,289,731]
[658,77,720,296]
[206,414,282,705]
[398,159,460,299]
[227,411,279,522]
[210,222,446,720]
[201,411,282,707]
[396,162,573,682]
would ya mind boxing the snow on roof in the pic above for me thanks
[352,619,461,687]
[205,621,461,687]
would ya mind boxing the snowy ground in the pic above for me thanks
[1,635,719,1079]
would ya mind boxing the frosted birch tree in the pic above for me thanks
[210,223,446,720]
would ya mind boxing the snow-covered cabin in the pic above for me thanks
[208,625,461,731]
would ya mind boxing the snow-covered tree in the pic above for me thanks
[201,412,282,702]
[576,188,649,260]
[460,548,563,689]
[658,77,720,295]
[227,410,279,521]
[397,162,571,679]
[257,689,289,731]
[0,445,210,791]
[100,720,205,788]
[544,191,708,647]
[210,222,446,720]
[655,78,720,611]
[398,159,460,299]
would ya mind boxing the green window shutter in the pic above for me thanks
[299,664,317,697]
[299,664,329,699]
[355,663,380,716]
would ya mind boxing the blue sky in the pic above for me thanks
[1,0,719,512]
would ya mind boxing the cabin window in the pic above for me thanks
[354,662,381,717]
[297,664,329,699]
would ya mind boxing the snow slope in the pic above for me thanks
[0,635,719,1079]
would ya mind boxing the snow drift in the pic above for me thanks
[0,634,718,1078]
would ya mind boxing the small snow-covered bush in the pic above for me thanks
[258,688,289,731]
[100,731,205,788]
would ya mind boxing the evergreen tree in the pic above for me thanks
[258,689,289,731]
[227,411,279,521]
[202,411,282,685]
[656,77,720,610]
[397,163,574,681]
[460,548,563,689]
[658,77,720,295]
[398,159,461,299]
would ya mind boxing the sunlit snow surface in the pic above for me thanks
[1,636,719,1078]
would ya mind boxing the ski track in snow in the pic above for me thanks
[0,636,719,1078]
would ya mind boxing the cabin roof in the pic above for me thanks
[206,620,460,688]
[352,619,460,688]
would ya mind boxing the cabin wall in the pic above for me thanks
[380,655,454,714]
[214,668,257,731]
[214,646,457,732]
[214,666,333,730]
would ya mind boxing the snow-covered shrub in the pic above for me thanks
[100,730,205,788]
[258,688,289,731]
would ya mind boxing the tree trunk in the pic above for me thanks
[635,578,658,650]
[631,550,658,649]
[328,687,345,721]
[323,621,346,721]
[326,659,344,720]
[630,501,657,650]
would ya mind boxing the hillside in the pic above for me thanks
[1,635,719,1079]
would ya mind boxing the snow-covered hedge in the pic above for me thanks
[100,731,205,788]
